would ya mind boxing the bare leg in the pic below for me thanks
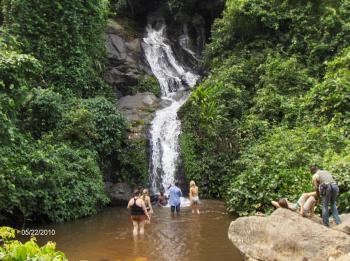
[145,212,151,224]
[139,220,145,235]
[303,196,316,216]
[196,203,200,214]
[191,203,195,214]
[297,195,308,216]
[132,220,138,236]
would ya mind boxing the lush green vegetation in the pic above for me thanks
[118,137,150,186]
[131,76,161,98]
[0,227,67,260]
[0,0,131,223]
[1,0,349,226]
[180,0,350,215]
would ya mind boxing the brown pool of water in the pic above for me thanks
[30,200,243,261]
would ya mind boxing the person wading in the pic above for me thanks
[127,190,150,236]
[168,181,182,215]
[142,189,153,224]
[310,165,341,227]
[189,180,200,214]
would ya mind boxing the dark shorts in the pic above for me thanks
[171,204,180,213]
[131,215,146,222]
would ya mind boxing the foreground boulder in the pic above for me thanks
[334,214,350,235]
[229,208,350,261]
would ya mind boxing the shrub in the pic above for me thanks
[118,137,149,186]
[180,0,350,216]
[131,76,161,97]
[226,125,349,216]
[23,88,64,139]
[0,140,109,223]
[0,227,67,260]
[2,0,109,96]
[58,97,127,163]
[302,47,350,125]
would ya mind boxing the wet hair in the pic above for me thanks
[278,198,289,209]
[142,189,149,200]
[309,165,318,174]
[133,189,140,197]
[175,181,179,186]
[190,180,196,187]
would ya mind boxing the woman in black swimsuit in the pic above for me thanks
[127,190,150,236]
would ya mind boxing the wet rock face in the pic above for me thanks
[105,182,132,206]
[118,92,160,139]
[229,208,350,261]
[104,20,151,97]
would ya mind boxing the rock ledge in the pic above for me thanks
[229,208,350,261]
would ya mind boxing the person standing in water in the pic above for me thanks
[127,189,150,236]
[142,189,153,224]
[168,182,182,215]
[189,180,200,214]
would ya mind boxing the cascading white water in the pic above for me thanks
[142,22,199,193]
[178,24,200,61]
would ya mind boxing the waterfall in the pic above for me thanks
[142,22,199,193]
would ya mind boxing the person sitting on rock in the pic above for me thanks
[272,191,317,216]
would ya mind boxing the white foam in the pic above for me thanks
[142,23,199,193]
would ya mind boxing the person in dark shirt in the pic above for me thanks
[127,189,150,236]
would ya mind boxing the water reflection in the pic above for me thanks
[31,200,242,261]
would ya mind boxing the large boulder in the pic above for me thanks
[335,253,350,261]
[118,92,160,138]
[229,208,350,261]
[333,214,350,235]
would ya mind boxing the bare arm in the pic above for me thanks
[127,199,132,209]
[141,200,150,219]
[312,174,319,190]
[299,204,304,216]
[147,197,153,213]
[304,191,317,198]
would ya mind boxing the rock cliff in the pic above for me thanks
[104,19,152,97]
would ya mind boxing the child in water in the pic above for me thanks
[189,180,200,214]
